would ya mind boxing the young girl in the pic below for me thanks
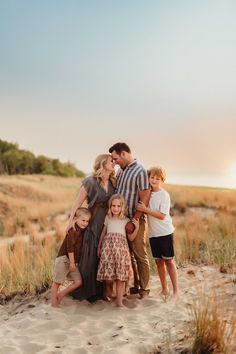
[97,194,139,307]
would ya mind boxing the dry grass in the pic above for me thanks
[0,218,65,301]
[166,184,236,213]
[173,211,236,269]
[0,174,81,236]
[0,175,236,301]
[190,284,236,353]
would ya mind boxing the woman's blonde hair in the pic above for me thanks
[92,154,116,187]
[107,194,128,219]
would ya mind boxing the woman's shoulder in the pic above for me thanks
[82,176,98,188]
[82,176,96,184]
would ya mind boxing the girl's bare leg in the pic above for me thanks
[51,282,60,307]
[104,280,113,301]
[57,280,82,304]
[155,259,168,295]
[116,280,125,307]
[107,281,113,298]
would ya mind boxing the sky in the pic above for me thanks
[1,0,236,188]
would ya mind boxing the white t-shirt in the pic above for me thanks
[147,189,174,237]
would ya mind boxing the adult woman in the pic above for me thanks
[67,154,115,302]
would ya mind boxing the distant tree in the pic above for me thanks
[0,138,85,177]
[2,149,22,174]
[75,168,86,178]
[0,139,18,153]
[34,155,53,174]
[0,158,5,174]
[19,150,35,174]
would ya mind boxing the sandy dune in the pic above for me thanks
[0,265,235,354]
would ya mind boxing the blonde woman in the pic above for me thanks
[66,154,115,302]
[97,194,139,307]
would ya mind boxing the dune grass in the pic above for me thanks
[190,284,236,353]
[0,175,236,300]
[1,175,235,353]
[0,174,81,236]
[165,184,236,213]
[173,212,236,269]
[0,220,65,301]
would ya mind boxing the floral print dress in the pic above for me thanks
[97,216,134,287]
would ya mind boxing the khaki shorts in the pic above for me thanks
[54,255,82,284]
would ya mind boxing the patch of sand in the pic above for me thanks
[0,265,235,354]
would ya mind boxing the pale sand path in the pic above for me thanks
[0,265,235,354]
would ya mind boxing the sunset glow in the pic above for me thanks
[1,1,236,189]
[230,163,236,179]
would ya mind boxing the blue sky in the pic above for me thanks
[1,0,236,188]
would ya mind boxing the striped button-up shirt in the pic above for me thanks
[116,160,149,218]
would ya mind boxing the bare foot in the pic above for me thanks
[103,295,112,302]
[171,293,179,301]
[57,293,63,305]
[51,296,59,307]
[51,300,59,307]
[139,293,149,299]
[81,299,91,305]
[116,303,127,309]
[159,289,169,296]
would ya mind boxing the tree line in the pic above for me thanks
[0,139,85,177]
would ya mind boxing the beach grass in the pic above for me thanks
[0,175,236,300]
[0,174,81,236]
[190,284,236,353]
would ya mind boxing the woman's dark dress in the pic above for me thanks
[71,176,114,302]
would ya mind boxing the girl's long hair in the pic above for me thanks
[107,194,128,219]
[92,154,116,187]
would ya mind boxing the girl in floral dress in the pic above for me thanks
[97,194,139,307]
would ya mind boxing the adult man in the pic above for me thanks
[109,142,150,298]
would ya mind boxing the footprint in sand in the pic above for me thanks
[46,333,67,343]
[139,298,158,307]
[123,299,139,308]
[0,346,21,354]
[27,320,60,334]
[70,348,89,354]
[19,342,46,354]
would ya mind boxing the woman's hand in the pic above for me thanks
[136,201,147,213]
[67,186,88,233]
[66,220,74,233]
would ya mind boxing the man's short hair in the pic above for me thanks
[109,142,131,154]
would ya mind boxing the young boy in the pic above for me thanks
[51,207,91,307]
[137,166,179,299]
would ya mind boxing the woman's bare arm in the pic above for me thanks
[66,186,88,231]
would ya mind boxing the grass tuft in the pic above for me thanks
[190,285,236,353]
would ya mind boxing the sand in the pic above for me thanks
[0,265,235,354]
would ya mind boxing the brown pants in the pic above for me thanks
[129,218,150,295]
